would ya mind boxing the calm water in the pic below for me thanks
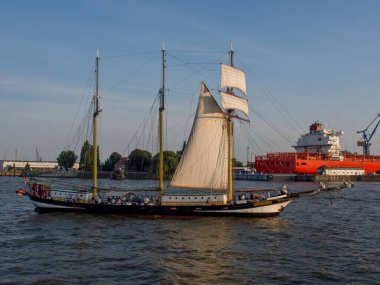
[0,176,379,285]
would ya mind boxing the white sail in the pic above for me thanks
[169,82,228,190]
[220,92,249,116]
[220,64,247,95]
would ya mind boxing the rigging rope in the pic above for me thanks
[246,123,282,151]
[60,48,301,174]
[250,105,294,144]
[102,50,158,59]
[235,53,304,136]
[166,52,226,89]
[167,49,226,54]
[63,64,95,151]
[102,52,159,97]
[121,93,160,157]
[241,124,265,155]
[164,51,228,150]
[99,111,103,163]
[65,101,93,154]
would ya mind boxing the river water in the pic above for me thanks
[0,176,379,284]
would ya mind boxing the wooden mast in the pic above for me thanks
[227,43,234,201]
[93,49,101,199]
[159,43,166,195]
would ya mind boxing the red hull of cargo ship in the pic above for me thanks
[255,152,380,175]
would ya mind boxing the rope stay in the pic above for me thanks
[59,48,306,179]
[235,53,304,136]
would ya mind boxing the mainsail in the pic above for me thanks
[169,82,228,190]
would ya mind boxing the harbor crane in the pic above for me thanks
[357,113,380,155]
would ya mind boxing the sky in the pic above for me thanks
[1,0,380,163]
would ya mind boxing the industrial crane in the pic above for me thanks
[357,113,380,155]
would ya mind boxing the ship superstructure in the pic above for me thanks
[294,121,343,159]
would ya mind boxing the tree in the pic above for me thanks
[104,152,122,171]
[127,149,152,172]
[176,141,186,161]
[79,140,99,171]
[24,162,31,172]
[232,158,243,167]
[57,150,77,170]
[152,150,180,179]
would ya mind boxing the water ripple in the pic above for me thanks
[0,178,379,284]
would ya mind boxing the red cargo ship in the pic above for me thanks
[255,122,380,175]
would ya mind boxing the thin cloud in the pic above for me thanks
[0,72,87,105]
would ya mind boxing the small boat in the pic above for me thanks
[22,46,292,217]
[15,189,29,196]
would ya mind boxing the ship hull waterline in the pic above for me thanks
[30,196,292,218]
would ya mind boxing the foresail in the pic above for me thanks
[220,92,249,116]
[220,64,247,96]
[169,82,228,190]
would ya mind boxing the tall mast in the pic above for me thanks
[227,43,234,201]
[93,49,101,199]
[159,43,166,195]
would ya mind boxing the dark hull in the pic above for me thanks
[30,196,291,218]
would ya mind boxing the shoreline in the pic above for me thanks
[1,170,380,182]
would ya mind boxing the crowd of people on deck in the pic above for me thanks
[235,184,289,202]
[95,194,158,206]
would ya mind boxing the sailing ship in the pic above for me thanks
[22,47,292,217]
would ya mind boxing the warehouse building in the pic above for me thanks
[0,160,79,170]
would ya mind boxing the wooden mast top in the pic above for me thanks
[159,43,166,195]
[93,49,101,199]
[227,43,234,201]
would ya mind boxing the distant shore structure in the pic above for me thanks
[255,121,380,175]
[0,160,79,171]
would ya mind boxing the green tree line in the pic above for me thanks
[57,141,243,179]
